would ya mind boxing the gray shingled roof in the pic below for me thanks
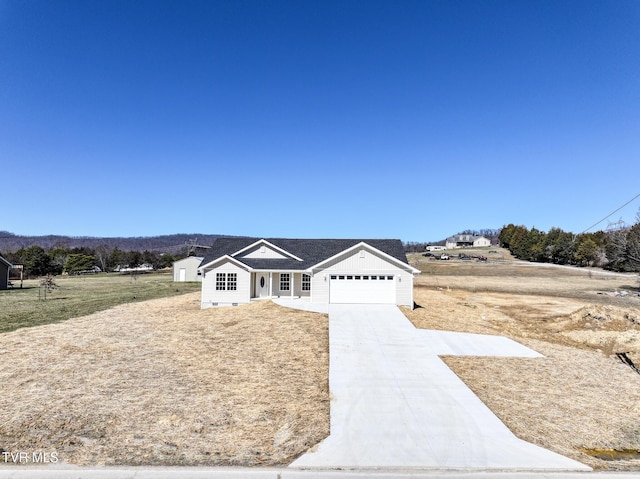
[0,255,13,268]
[199,237,409,271]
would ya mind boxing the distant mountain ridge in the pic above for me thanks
[0,232,224,254]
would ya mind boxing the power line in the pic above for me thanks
[581,192,640,234]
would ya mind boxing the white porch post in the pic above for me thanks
[269,272,273,298]
[291,272,294,299]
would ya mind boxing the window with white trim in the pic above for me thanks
[280,273,290,291]
[302,273,311,291]
[227,273,237,291]
[215,272,237,291]
[216,273,226,290]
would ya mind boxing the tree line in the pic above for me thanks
[1,245,190,277]
[499,213,640,272]
[0,232,222,255]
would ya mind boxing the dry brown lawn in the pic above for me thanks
[0,293,329,466]
[404,252,640,470]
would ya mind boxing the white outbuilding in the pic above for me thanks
[173,256,204,282]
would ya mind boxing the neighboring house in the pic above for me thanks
[0,255,13,290]
[198,237,420,308]
[173,256,204,282]
[72,266,102,275]
[114,263,154,273]
[445,235,491,249]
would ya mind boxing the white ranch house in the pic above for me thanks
[445,234,491,249]
[198,237,420,308]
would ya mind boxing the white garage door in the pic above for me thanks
[329,274,396,304]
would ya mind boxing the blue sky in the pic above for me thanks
[1,0,639,242]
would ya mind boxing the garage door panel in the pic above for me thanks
[330,275,395,304]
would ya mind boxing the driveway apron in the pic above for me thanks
[290,304,590,470]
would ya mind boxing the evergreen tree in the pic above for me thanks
[64,254,96,274]
[498,224,517,248]
[527,227,547,262]
[574,236,598,266]
[21,245,52,276]
[506,225,530,259]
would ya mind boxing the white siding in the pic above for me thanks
[201,261,250,307]
[312,247,415,307]
[311,273,329,303]
[395,271,414,307]
[473,237,491,247]
[318,247,403,273]
[239,244,287,259]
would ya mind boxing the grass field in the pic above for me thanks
[0,272,201,333]
[0,294,329,466]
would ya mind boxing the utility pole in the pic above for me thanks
[606,218,626,232]
[185,238,211,256]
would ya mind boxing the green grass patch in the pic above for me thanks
[0,272,201,334]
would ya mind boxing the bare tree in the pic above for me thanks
[626,222,640,271]
[94,244,111,272]
[38,274,58,300]
[606,229,628,271]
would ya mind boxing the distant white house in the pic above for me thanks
[445,235,491,249]
[173,256,204,282]
[115,263,154,273]
[74,266,102,275]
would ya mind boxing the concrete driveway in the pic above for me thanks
[290,304,591,470]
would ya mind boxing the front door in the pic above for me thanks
[255,273,269,298]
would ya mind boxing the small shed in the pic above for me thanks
[0,255,13,290]
[173,256,204,282]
